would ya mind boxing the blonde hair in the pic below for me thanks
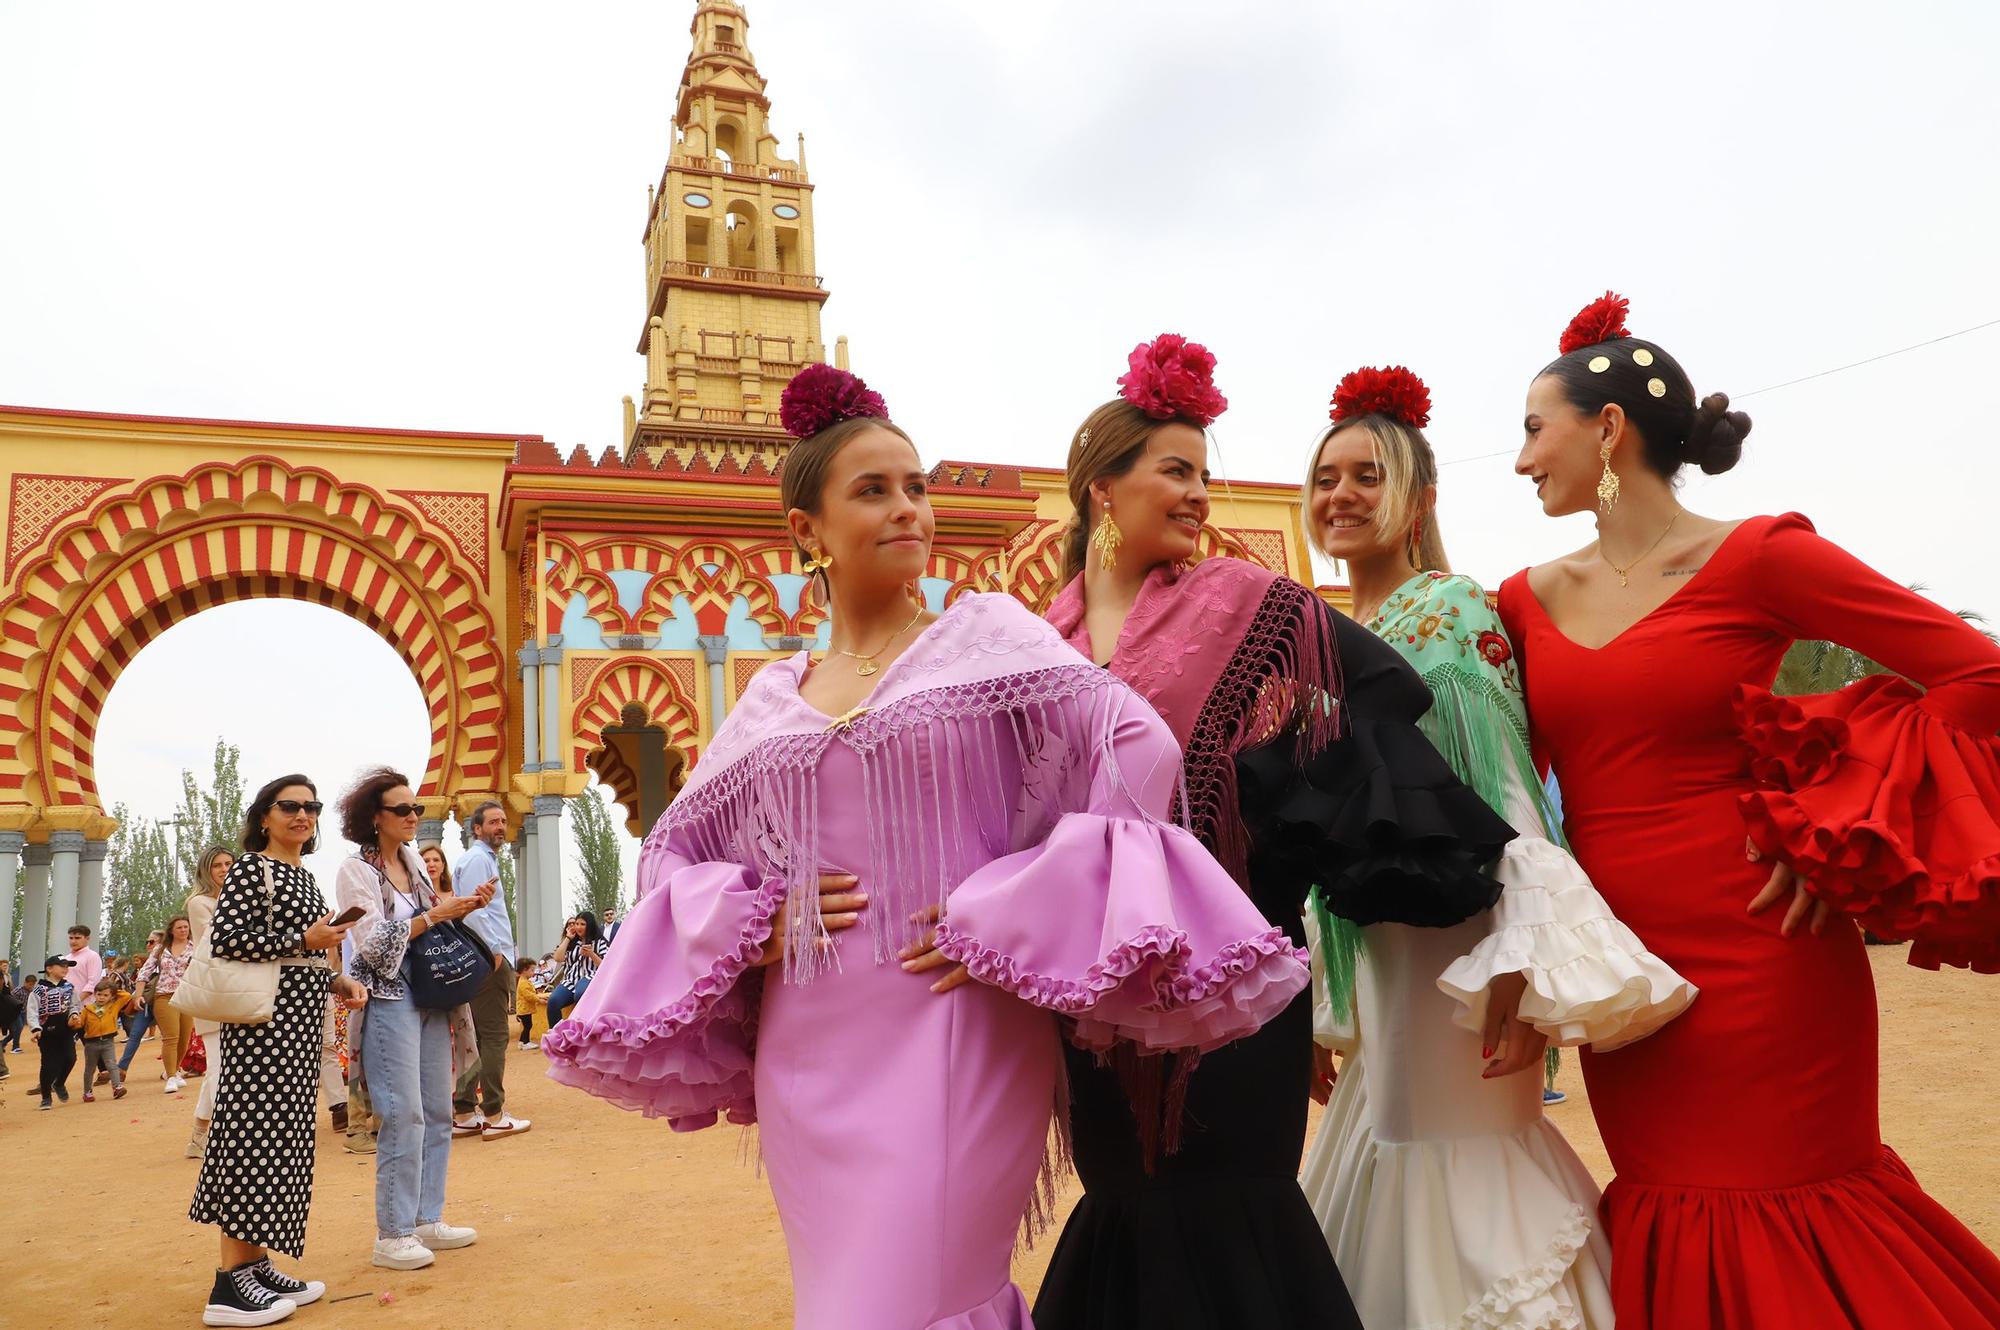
[1304,415,1449,574]
[1061,399,1173,583]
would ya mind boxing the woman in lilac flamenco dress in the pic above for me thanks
[542,366,1312,1330]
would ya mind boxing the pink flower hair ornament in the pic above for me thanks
[779,362,890,440]
[1116,333,1229,429]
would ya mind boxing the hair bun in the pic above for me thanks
[1685,391,1751,475]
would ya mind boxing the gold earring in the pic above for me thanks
[1089,502,1122,571]
[800,547,832,575]
[1596,441,1621,514]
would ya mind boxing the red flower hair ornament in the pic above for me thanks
[1116,333,1229,428]
[1329,365,1432,430]
[1558,291,1631,354]
[780,362,890,439]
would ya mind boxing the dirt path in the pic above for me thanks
[5,945,1994,1326]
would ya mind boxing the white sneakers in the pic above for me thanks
[165,1074,186,1093]
[373,1221,475,1270]
[414,1220,478,1249]
[479,1114,531,1139]
[371,1236,435,1270]
[450,1114,485,1138]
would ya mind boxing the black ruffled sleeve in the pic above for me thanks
[1238,603,1514,928]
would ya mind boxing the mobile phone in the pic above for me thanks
[329,905,366,927]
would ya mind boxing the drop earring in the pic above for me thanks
[1089,501,1122,571]
[1595,441,1621,514]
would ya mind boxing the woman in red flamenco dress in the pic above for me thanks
[1497,292,2000,1329]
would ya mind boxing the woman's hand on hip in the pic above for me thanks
[1745,837,1833,937]
[756,873,866,967]
[900,903,971,994]
[1480,970,1549,1079]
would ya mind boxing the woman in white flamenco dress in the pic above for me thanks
[1299,381,1696,1330]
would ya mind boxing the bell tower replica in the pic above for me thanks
[629,0,830,458]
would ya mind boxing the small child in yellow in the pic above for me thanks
[514,956,546,1049]
[79,976,131,1101]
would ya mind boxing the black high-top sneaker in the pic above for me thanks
[202,1262,297,1327]
[250,1257,325,1306]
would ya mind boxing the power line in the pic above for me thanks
[1436,315,2000,468]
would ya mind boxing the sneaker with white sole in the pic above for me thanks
[413,1220,477,1250]
[451,1114,485,1138]
[371,1235,435,1270]
[249,1258,324,1307]
[480,1114,531,1139]
[203,1262,297,1326]
[165,1074,185,1094]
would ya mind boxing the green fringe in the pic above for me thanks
[1413,661,1565,847]
[1545,1044,1562,1091]
[1309,881,1364,1016]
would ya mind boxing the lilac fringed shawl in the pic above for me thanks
[1046,557,1344,880]
[645,592,1179,981]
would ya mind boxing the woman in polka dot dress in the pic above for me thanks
[189,774,366,1327]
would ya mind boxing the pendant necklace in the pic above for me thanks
[832,604,925,677]
[1602,510,1681,588]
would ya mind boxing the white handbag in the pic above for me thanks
[171,857,285,1025]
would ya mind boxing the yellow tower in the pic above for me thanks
[632,0,827,455]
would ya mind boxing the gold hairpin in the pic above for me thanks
[1588,356,1611,374]
[1647,378,1667,398]
[1632,348,1655,367]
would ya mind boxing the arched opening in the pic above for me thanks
[94,600,434,902]
[713,118,744,168]
[725,200,758,269]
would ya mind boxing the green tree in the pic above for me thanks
[568,788,624,921]
[172,738,246,884]
[102,804,184,959]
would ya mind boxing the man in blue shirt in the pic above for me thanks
[450,801,530,1139]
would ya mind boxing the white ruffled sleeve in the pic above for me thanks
[1436,756,1696,1051]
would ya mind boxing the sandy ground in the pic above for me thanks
[4,944,1996,1328]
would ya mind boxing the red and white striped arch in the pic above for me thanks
[0,457,505,808]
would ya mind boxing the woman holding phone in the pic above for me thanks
[188,775,367,1328]
[543,913,603,1030]
[333,768,491,1274]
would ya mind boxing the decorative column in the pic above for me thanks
[517,644,542,771]
[416,818,445,850]
[533,794,565,947]
[539,643,564,769]
[0,831,23,967]
[516,821,539,955]
[78,839,110,939]
[21,843,51,971]
[48,829,84,946]
[698,634,730,731]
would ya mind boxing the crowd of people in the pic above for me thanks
[3,785,628,1328]
[8,294,2000,1330]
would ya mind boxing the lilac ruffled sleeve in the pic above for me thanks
[936,691,1310,1055]
[542,835,781,1131]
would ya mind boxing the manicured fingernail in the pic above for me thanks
[901,960,916,970]
[1482,1045,1493,1059]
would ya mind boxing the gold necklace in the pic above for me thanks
[830,604,926,677]
[1600,510,1681,588]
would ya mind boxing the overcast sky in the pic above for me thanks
[5,1,1997,897]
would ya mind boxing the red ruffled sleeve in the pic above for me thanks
[1736,513,2000,973]
[1737,677,2000,972]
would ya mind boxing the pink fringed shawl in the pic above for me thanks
[1045,557,1345,878]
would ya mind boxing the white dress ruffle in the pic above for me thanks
[1304,916,1618,1330]
[1437,836,1697,1052]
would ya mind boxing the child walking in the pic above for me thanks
[513,957,544,1050]
[27,955,82,1108]
[79,976,132,1101]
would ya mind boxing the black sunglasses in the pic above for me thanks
[380,802,426,819]
[273,800,324,816]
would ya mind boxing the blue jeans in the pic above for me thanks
[116,1003,154,1070]
[362,994,454,1239]
[4,1008,25,1052]
[546,979,591,1028]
